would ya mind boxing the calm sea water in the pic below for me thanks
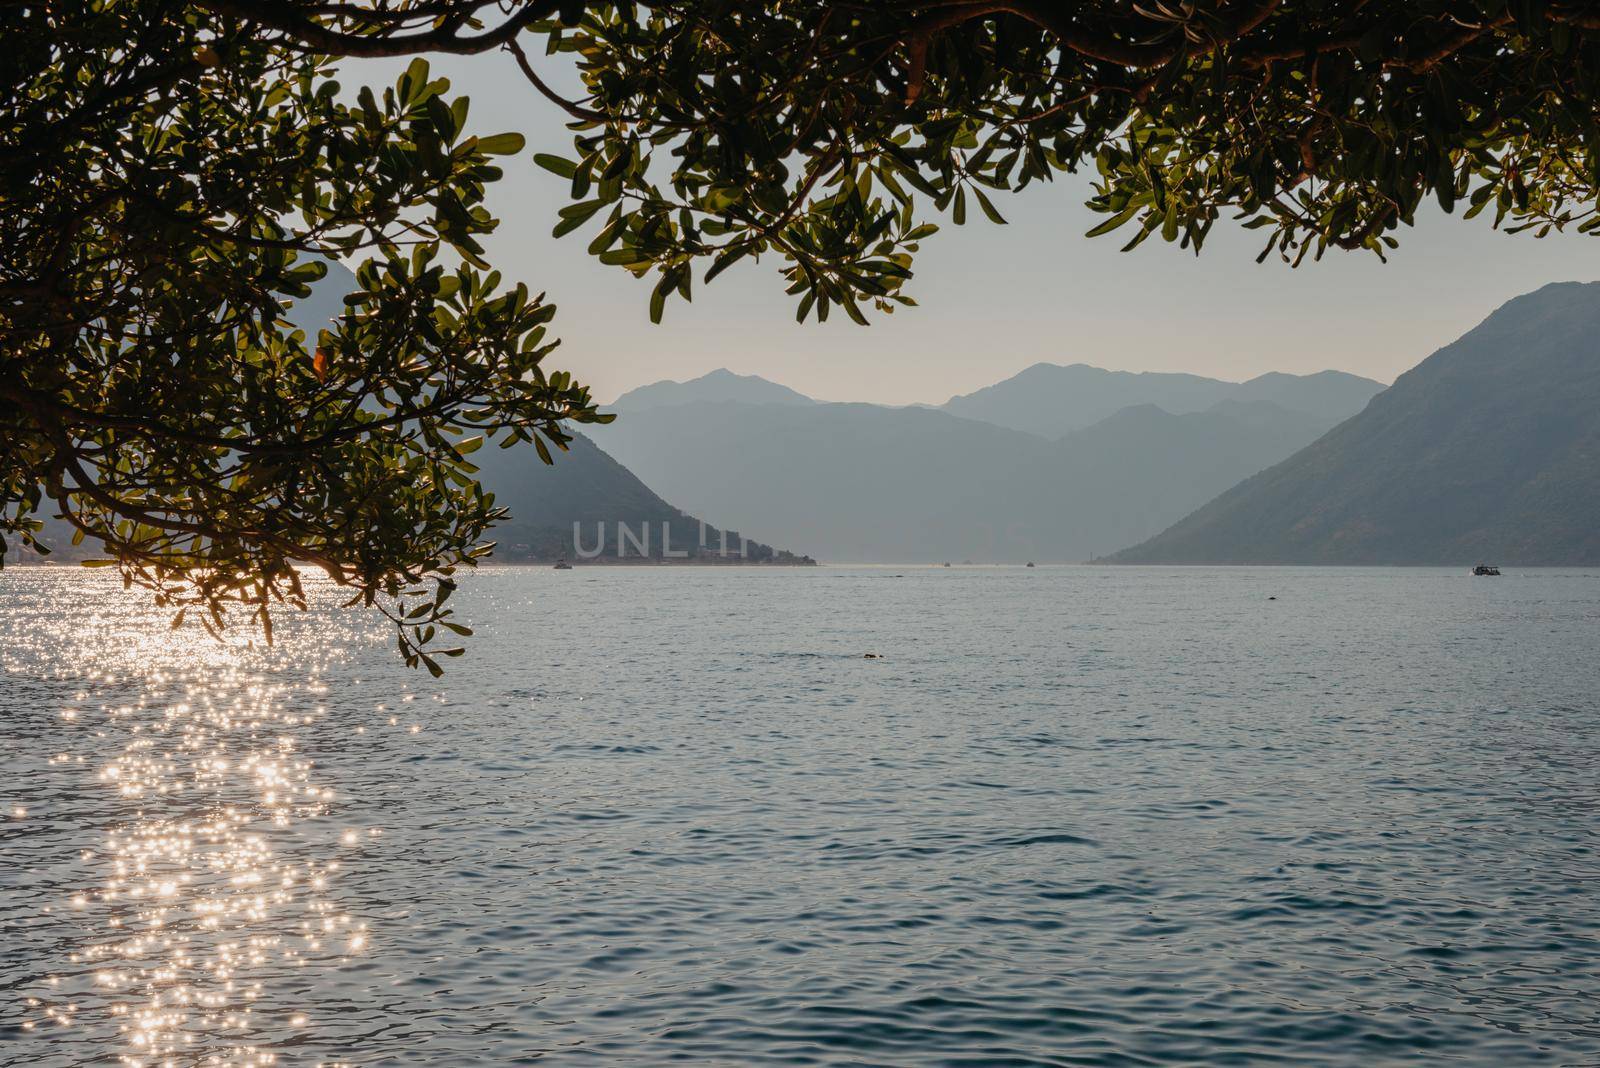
[3,565,1599,1066]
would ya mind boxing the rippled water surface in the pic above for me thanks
[3,565,1600,1066]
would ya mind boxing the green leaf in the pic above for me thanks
[533,153,579,178]
[1085,206,1141,238]
[972,187,1007,225]
[552,199,605,237]
[476,132,526,156]
[703,244,752,284]
[649,278,668,323]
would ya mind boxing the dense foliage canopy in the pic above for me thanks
[5,1,1599,664]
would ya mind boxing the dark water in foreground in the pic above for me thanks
[3,566,1600,1066]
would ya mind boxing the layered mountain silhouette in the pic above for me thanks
[1112,282,1600,565]
[61,256,1597,570]
[941,363,1384,438]
[591,368,1381,563]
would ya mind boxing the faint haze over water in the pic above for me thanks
[5,566,1600,1065]
[349,52,1599,406]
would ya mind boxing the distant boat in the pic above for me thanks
[1471,564,1501,576]
[1026,562,1036,568]
[942,562,951,567]
[553,559,574,570]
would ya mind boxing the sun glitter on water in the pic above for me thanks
[4,570,394,1068]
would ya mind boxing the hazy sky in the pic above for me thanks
[355,52,1598,407]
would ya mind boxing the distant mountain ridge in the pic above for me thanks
[1227,370,1390,423]
[616,363,1386,440]
[1111,281,1600,565]
[612,368,816,410]
[590,361,1386,563]
[941,363,1386,438]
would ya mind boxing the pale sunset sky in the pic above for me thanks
[354,52,1599,406]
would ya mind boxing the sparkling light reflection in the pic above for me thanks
[3,570,408,1068]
